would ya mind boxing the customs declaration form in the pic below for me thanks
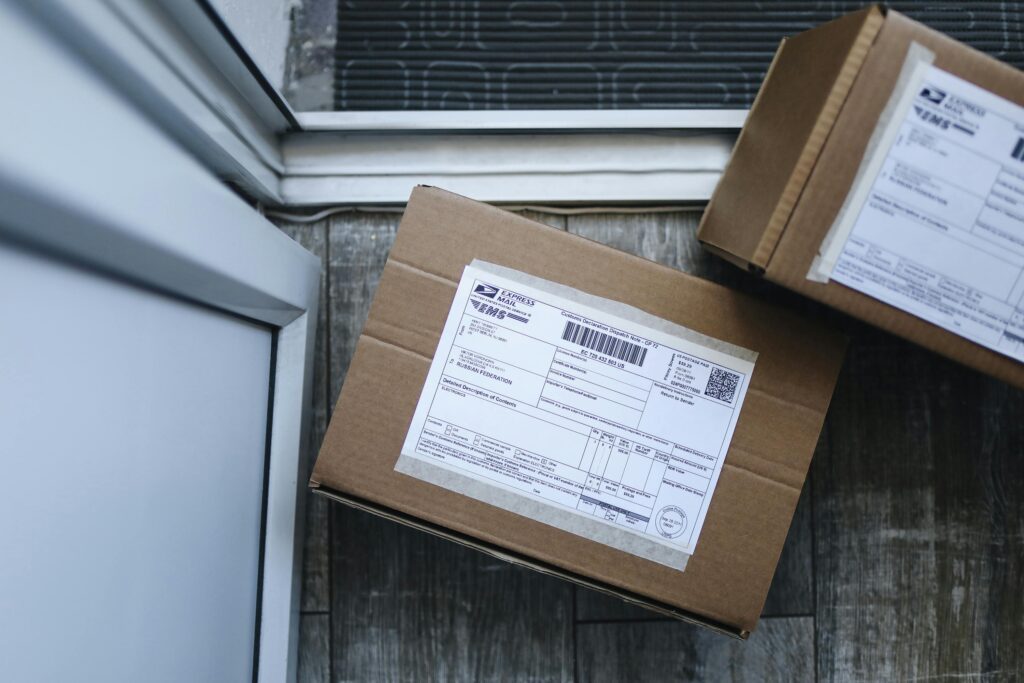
[817,63,1024,361]
[396,262,756,570]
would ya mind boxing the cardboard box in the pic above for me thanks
[311,187,845,637]
[698,6,1024,388]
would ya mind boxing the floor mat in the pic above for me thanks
[334,1,1024,110]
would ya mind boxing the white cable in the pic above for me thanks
[264,203,705,224]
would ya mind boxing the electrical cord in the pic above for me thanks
[263,203,704,223]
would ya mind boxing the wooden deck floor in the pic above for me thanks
[275,211,1024,682]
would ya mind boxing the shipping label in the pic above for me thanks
[396,261,755,569]
[822,64,1024,361]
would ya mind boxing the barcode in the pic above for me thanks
[1012,137,1024,162]
[561,321,647,367]
[704,367,740,403]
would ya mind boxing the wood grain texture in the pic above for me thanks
[518,209,567,232]
[576,616,815,682]
[815,326,1024,681]
[567,211,738,285]
[763,473,815,617]
[331,506,574,682]
[325,213,574,682]
[281,207,1024,682]
[326,212,401,404]
[297,613,331,683]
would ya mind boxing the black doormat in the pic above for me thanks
[334,1,1024,110]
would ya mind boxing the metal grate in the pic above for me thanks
[334,1,1024,111]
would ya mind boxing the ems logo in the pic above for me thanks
[470,299,506,319]
[919,86,946,105]
[474,283,499,298]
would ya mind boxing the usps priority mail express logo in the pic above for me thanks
[474,283,498,298]
[655,506,688,539]
[919,86,946,105]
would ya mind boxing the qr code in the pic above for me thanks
[704,367,740,402]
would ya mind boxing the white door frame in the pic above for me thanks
[30,0,746,208]
[23,0,295,205]
[6,1,745,678]
[1,3,320,680]
[295,109,747,131]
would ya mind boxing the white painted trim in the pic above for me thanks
[24,1,747,207]
[297,109,748,131]
[156,0,298,127]
[280,131,736,205]
[282,111,741,204]
[23,0,290,204]
[0,5,319,681]
[26,0,745,207]
[202,0,293,93]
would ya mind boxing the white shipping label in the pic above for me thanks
[824,63,1024,361]
[396,261,756,570]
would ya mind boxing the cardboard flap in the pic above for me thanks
[698,6,884,270]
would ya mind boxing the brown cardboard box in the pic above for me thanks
[698,6,1024,388]
[311,186,845,637]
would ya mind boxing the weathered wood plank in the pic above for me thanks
[297,613,331,683]
[326,212,401,404]
[762,472,815,617]
[568,211,815,621]
[574,586,653,622]
[331,506,574,682]
[326,213,574,682]
[576,616,815,682]
[279,198,1024,681]
[518,209,567,232]
[271,219,331,613]
[566,211,739,284]
[815,326,1024,680]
